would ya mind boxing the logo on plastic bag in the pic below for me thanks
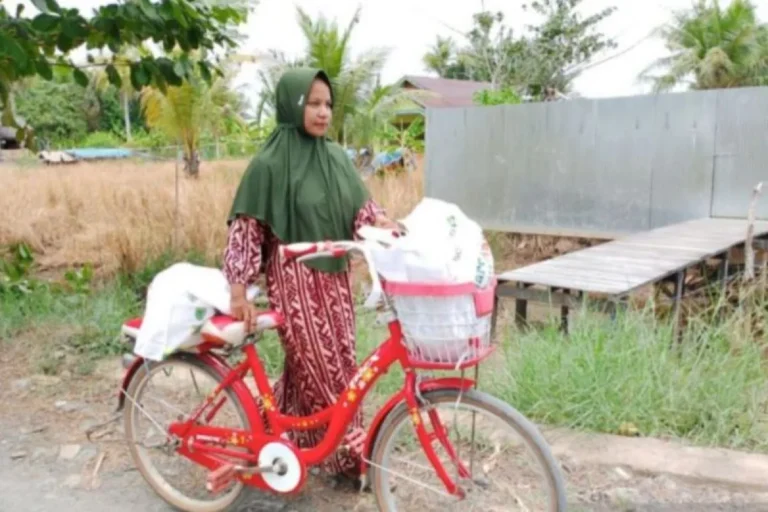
[474,240,494,289]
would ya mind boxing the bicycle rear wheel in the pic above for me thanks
[123,355,254,512]
[369,388,567,511]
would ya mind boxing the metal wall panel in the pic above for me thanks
[424,108,466,204]
[491,101,550,230]
[711,87,768,219]
[648,90,718,227]
[589,95,659,233]
[424,87,768,237]
[510,99,598,232]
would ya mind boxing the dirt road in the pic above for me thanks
[2,360,768,511]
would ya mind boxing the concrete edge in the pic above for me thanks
[544,427,768,492]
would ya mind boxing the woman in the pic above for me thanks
[223,68,396,483]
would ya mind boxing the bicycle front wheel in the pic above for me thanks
[369,388,567,511]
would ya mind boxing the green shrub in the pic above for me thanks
[79,131,124,148]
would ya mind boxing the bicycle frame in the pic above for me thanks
[159,314,488,496]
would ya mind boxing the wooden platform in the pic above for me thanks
[495,218,768,331]
[499,218,768,296]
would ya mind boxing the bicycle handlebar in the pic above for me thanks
[279,241,358,262]
[279,239,384,308]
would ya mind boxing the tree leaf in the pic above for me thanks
[34,58,53,80]
[61,18,88,40]
[173,60,185,79]
[198,61,212,83]
[157,58,181,86]
[0,33,29,68]
[106,64,122,88]
[30,0,61,14]
[170,1,188,28]
[31,13,60,33]
[137,1,162,23]
[72,67,88,87]
[31,0,52,14]
[163,36,175,53]
[130,61,149,90]
[56,32,74,52]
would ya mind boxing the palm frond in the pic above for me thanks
[640,0,765,90]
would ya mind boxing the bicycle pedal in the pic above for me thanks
[206,464,236,494]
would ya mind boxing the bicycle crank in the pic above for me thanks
[205,459,290,495]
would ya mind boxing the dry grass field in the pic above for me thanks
[0,157,426,277]
[0,154,591,280]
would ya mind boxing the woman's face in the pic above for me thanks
[304,79,332,137]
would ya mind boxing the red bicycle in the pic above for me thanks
[118,240,566,511]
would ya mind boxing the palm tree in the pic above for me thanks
[345,82,431,152]
[90,46,148,141]
[140,58,245,177]
[295,6,388,143]
[422,36,462,78]
[640,0,768,91]
[253,50,305,127]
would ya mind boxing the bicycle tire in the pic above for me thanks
[369,388,567,511]
[124,354,255,512]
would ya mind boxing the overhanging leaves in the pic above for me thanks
[0,0,253,148]
[72,67,88,87]
[0,0,252,93]
[31,13,60,33]
[30,0,61,15]
[105,64,122,88]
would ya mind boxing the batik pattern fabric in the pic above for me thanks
[223,199,382,476]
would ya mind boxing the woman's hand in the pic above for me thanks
[374,214,405,233]
[230,284,259,333]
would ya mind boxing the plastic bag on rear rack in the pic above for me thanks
[133,263,260,361]
[359,198,495,366]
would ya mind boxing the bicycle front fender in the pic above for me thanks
[361,377,475,476]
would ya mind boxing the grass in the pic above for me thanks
[0,281,140,375]
[492,301,768,452]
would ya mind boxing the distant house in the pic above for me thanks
[392,75,493,128]
[0,126,19,150]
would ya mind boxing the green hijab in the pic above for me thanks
[228,68,369,273]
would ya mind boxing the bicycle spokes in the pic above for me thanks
[128,360,249,503]
[376,397,556,511]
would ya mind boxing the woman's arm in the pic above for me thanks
[354,198,400,233]
[223,216,264,329]
[223,215,264,286]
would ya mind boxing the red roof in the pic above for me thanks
[400,75,492,108]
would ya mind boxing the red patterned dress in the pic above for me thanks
[222,198,382,476]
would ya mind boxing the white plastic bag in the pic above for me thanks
[134,263,260,361]
[358,198,495,364]
[360,197,494,287]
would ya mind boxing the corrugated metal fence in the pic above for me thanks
[424,87,768,237]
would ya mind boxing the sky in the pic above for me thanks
[16,0,768,106]
[230,0,768,101]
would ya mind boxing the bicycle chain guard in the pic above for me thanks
[257,440,305,494]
